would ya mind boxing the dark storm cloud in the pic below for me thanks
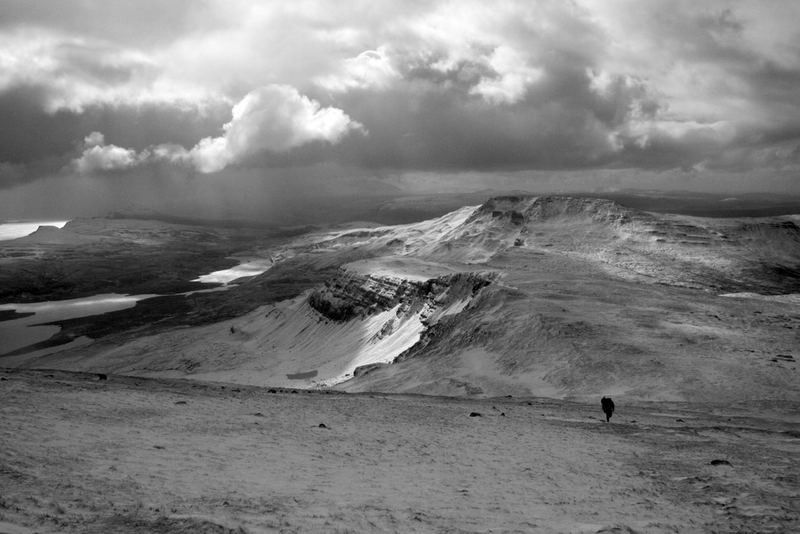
[293,50,658,172]
[614,129,725,171]
[325,85,614,171]
[0,83,229,166]
[0,162,27,189]
[1,0,800,210]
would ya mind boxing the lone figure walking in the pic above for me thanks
[601,396,615,422]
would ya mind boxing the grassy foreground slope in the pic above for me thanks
[0,369,798,533]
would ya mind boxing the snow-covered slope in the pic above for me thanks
[284,195,800,292]
[38,270,495,389]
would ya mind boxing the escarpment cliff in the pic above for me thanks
[242,268,498,387]
[308,268,496,323]
[308,272,424,321]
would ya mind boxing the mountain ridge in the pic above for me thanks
[10,195,800,402]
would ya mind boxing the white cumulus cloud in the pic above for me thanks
[72,131,141,173]
[315,47,399,92]
[168,84,364,173]
[469,46,543,104]
[74,85,364,174]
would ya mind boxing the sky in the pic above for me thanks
[1,0,800,220]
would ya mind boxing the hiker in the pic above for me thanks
[601,396,615,422]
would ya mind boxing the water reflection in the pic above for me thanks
[0,220,69,241]
[193,258,273,285]
[0,254,275,358]
[0,294,155,356]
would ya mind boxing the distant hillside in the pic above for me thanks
[17,196,800,403]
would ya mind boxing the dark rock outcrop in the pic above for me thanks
[353,362,389,378]
[308,270,496,322]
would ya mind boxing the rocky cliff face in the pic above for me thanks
[308,271,424,321]
[308,268,496,323]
